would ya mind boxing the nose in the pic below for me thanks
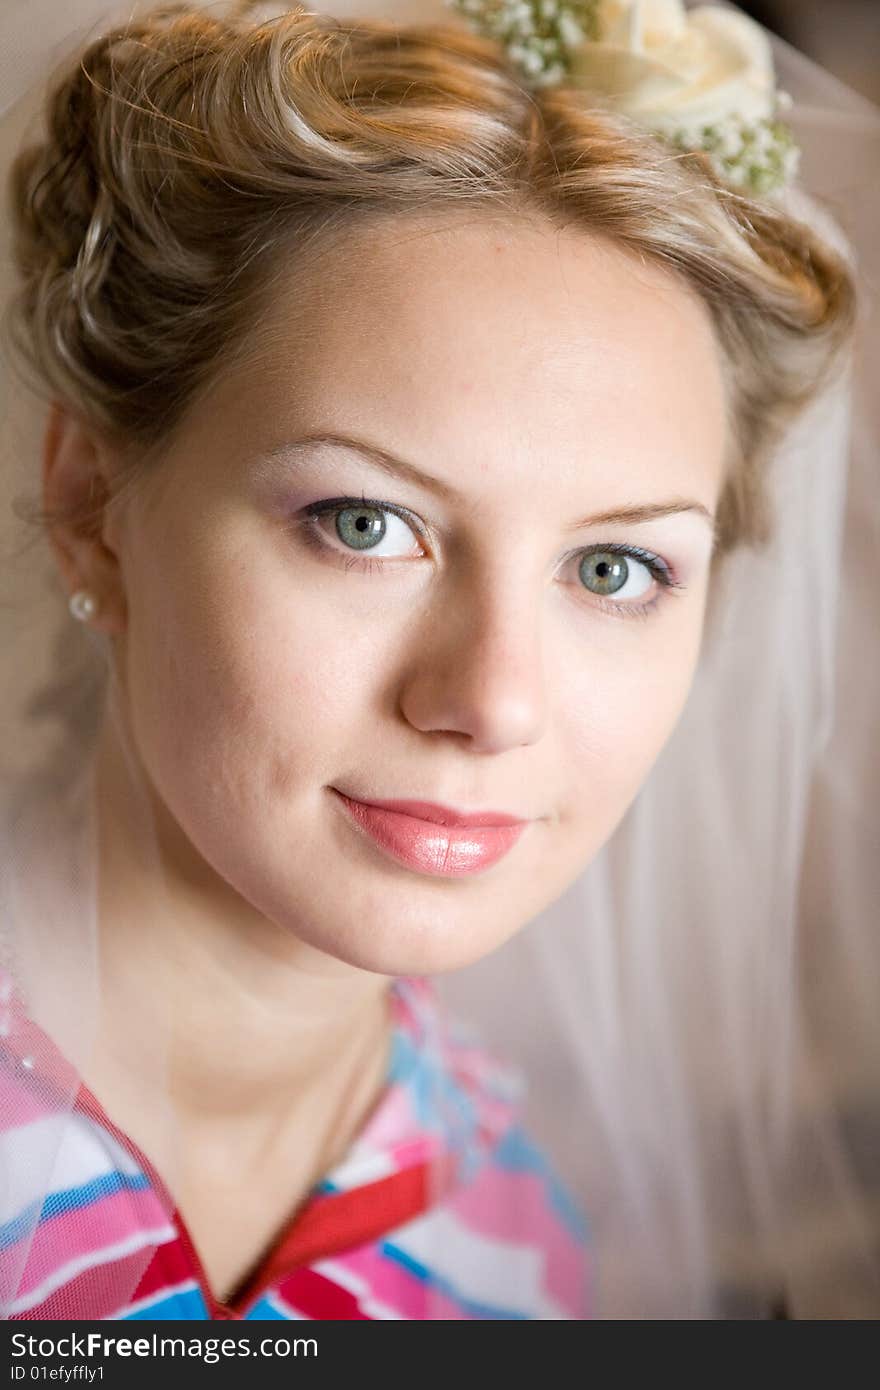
[398,566,548,754]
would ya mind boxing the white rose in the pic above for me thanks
[567,0,778,141]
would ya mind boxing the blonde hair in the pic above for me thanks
[4,0,857,572]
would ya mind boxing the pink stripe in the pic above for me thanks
[325,1243,475,1319]
[0,1072,61,1129]
[11,1185,171,1298]
[355,1084,419,1150]
[9,1247,157,1321]
[446,1167,588,1317]
[328,1131,439,1190]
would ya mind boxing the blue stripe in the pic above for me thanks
[244,1295,302,1320]
[311,1177,338,1195]
[378,1239,529,1320]
[0,1169,153,1250]
[120,1286,209,1320]
[386,1026,417,1086]
[491,1125,590,1243]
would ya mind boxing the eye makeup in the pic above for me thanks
[287,492,689,623]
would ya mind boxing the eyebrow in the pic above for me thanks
[263,430,716,535]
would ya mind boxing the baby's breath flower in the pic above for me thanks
[447,0,800,195]
[671,110,799,194]
[445,0,600,83]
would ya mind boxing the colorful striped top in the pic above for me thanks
[0,969,589,1320]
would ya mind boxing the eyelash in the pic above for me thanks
[294,494,687,622]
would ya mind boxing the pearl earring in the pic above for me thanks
[69,589,98,622]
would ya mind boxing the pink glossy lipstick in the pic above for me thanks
[330,789,529,877]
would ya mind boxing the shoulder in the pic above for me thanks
[0,968,171,1319]
[390,974,527,1147]
[386,976,591,1319]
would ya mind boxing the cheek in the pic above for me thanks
[121,528,387,816]
[557,615,704,830]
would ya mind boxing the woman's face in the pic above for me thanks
[102,211,728,975]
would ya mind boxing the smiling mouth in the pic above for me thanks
[329,788,529,878]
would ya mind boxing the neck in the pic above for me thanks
[85,705,393,1173]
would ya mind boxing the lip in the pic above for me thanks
[339,795,529,828]
[330,789,530,878]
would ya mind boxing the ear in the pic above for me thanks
[42,401,128,636]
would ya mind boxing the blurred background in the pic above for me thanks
[737,1,880,104]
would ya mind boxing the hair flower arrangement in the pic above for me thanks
[446,0,800,194]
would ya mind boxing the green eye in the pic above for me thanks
[580,551,627,597]
[579,550,650,600]
[296,497,683,622]
[334,505,387,551]
[299,495,425,563]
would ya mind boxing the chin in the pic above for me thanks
[300,912,517,979]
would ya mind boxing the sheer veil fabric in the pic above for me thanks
[0,0,878,1318]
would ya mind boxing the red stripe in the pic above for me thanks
[129,1235,196,1303]
[7,973,470,1323]
[272,1266,371,1320]
[227,1151,458,1316]
[8,1247,159,1321]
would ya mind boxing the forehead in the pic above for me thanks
[213,210,728,508]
